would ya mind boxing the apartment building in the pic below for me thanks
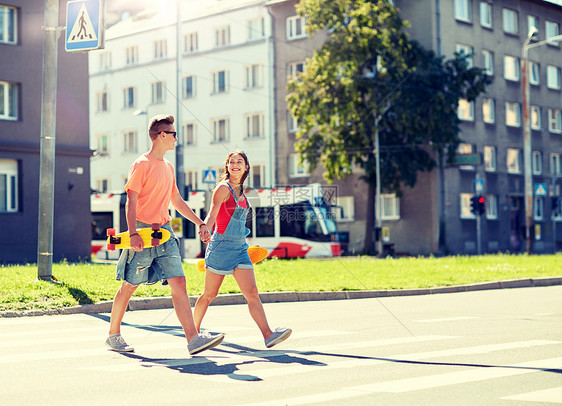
[89,0,274,194]
[392,0,562,254]
[0,1,91,263]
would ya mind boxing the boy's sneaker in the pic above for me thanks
[188,332,225,355]
[106,333,134,352]
[265,327,292,348]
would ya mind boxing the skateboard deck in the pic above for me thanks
[197,246,268,272]
[106,223,171,251]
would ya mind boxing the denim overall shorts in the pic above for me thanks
[205,183,253,275]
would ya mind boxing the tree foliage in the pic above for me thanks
[287,0,491,195]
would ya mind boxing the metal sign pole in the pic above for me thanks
[37,0,60,280]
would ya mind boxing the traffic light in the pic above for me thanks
[470,195,479,215]
[477,195,486,215]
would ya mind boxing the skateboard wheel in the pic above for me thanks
[151,238,159,247]
[152,223,159,231]
[108,244,115,251]
[107,228,115,236]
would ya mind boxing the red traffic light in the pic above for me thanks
[478,196,485,204]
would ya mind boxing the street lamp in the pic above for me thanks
[522,29,562,253]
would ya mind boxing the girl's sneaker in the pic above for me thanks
[265,327,292,348]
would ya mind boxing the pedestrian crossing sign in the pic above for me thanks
[203,169,217,184]
[65,0,103,52]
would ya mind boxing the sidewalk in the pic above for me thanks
[1,276,561,318]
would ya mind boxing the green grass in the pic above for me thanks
[1,254,561,312]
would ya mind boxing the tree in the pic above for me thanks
[287,0,490,254]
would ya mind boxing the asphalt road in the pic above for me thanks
[1,286,561,405]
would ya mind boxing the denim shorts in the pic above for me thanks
[205,233,253,275]
[116,222,184,286]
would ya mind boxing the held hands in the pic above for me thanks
[198,224,211,243]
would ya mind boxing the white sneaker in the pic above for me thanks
[188,332,224,355]
[105,333,134,352]
[265,327,292,348]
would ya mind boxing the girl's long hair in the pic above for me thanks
[218,151,250,194]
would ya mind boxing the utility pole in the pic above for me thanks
[176,0,185,257]
[37,0,60,280]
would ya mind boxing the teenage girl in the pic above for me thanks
[193,151,291,348]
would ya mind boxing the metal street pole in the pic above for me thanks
[374,120,383,257]
[176,0,185,256]
[37,0,60,280]
[522,30,562,254]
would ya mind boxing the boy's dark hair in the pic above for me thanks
[148,114,175,140]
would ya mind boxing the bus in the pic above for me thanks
[90,183,341,260]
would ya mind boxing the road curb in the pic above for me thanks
[1,276,561,318]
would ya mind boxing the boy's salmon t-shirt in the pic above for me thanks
[124,153,179,225]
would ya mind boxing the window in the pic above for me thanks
[97,134,109,155]
[531,106,541,130]
[248,164,264,188]
[454,0,471,22]
[551,153,561,176]
[184,32,198,53]
[153,39,167,59]
[0,159,18,212]
[549,109,562,133]
[248,17,265,40]
[286,16,307,40]
[99,51,111,71]
[215,25,230,47]
[335,196,355,221]
[381,194,400,220]
[182,75,195,99]
[184,122,196,145]
[245,113,264,138]
[96,90,109,113]
[287,110,299,132]
[458,99,474,121]
[529,62,540,85]
[123,131,137,153]
[289,154,309,177]
[534,197,544,221]
[126,46,138,65]
[456,44,473,68]
[256,207,275,237]
[96,179,109,194]
[212,118,229,142]
[485,194,498,219]
[0,5,17,44]
[482,50,494,75]
[186,170,198,191]
[461,193,476,219]
[151,81,165,104]
[0,81,18,120]
[457,143,475,170]
[287,61,305,79]
[482,98,495,123]
[532,151,543,175]
[122,86,136,109]
[480,2,492,28]
[212,70,228,94]
[546,65,561,90]
[528,16,539,35]
[505,102,521,127]
[503,55,520,81]
[502,8,518,34]
[507,148,521,174]
[484,146,496,172]
[546,21,560,45]
[245,64,263,89]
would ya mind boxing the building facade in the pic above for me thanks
[0,0,91,263]
[393,0,562,254]
[89,0,275,195]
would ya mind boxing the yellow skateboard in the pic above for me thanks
[197,246,268,272]
[107,223,171,251]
